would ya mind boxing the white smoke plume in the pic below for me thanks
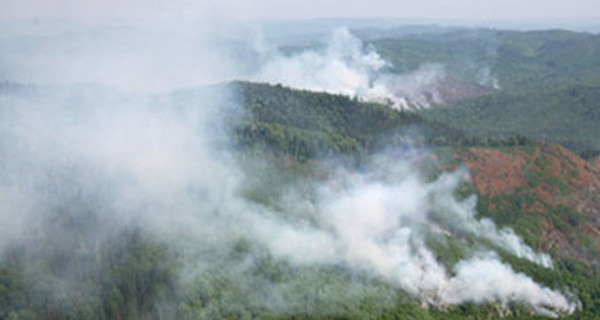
[428,171,554,268]
[0,19,575,318]
[252,28,479,110]
[477,66,501,89]
[253,28,386,98]
[443,257,572,313]
[254,161,575,316]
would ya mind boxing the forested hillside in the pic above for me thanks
[2,23,600,320]
[221,83,600,319]
[355,27,600,157]
[226,82,600,319]
[1,80,600,319]
[367,29,600,91]
[228,81,531,160]
[419,85,600,156]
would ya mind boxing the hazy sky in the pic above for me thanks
[2,0,599,21]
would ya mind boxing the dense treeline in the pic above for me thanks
[231,80,424,160]
[230,81,532,162]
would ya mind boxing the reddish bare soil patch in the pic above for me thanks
[457,144,600,264]
[460,148,530,198]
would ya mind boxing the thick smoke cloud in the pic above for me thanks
[427,171,553,268]
[0,20,575,317]
[252,28,477,109]
[254,161,574,316]
[253,28,386,98]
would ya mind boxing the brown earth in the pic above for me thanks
[456,144,600,264]
[388,74,489,110]
[432,75,490,105]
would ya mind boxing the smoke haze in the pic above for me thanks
[0,19,577,317]
[251,28,491,109]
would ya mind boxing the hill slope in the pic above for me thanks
[453,144,600,264]
[368,29,600,92]
[419,85,600,156]
[1,81,599,319]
